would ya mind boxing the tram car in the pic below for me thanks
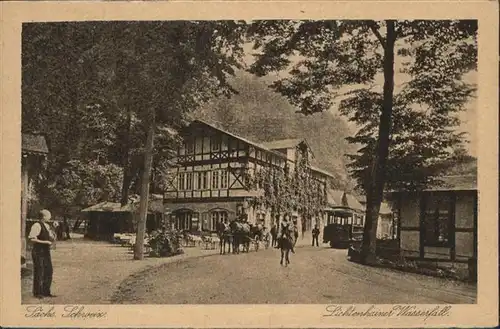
[323,222,364,248]
[323,190,365,248]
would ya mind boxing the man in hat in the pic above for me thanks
[28,209,56,298]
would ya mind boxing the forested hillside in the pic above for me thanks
[193,72,358,190]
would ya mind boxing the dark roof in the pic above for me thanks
[426,175,477,191]
[387,175,477,193]
[81,194,165,213]
[22,134,48,155]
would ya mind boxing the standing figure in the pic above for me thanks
[312,224,320,247]
[270,224,278,247]
[63,217,71,240]
[28,209,56,298]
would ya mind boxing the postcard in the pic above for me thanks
[0,0,498,328]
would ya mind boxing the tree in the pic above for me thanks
[22,21,247,259]
[79,21,247,259]
[247,20,477,263]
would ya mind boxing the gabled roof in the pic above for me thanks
[189,119,292,162]
[326,190,365,212]
[22,134,48,155]
[186,119,335,177]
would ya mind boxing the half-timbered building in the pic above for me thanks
[387,174,477,281]
[163,120,335,233]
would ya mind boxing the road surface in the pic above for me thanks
[111,245,476,304]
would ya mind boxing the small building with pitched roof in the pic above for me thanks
[80,194,166,240]
[387,174,477,280]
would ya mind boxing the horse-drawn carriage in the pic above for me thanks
[215,220,270,254]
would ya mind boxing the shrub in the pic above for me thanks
[148,229,184,257]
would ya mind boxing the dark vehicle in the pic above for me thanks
[323,223,363,248]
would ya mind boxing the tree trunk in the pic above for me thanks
[133,110,155,260]
[120,109,133,206]
[361,20,396,264]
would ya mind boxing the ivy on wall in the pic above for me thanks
[243,146,328,221]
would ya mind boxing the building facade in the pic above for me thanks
[357,196,395,239]
[388,175,477,280]
[163,120,334,233]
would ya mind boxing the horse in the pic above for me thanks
[216,221,232,255]
[229,220,251,254]
[279,227,295,266]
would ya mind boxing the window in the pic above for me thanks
[423,193,451,247]
[193,172,199,190]
[178,173,186,190]
[197,172,202,190]
[211,211,228,231]
[220,170,228,188]
[202,172,208,189]
[186,172,193,190]
[185,141,194,155]
[212,170,219,189]
[175,211,192,231]
[211,137,221,151]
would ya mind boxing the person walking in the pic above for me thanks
[28,209,56,298]
[312,224,320,247]
[270,224,277,247]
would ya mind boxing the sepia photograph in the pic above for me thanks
[1,1,498,328]
[20,18,479,305]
